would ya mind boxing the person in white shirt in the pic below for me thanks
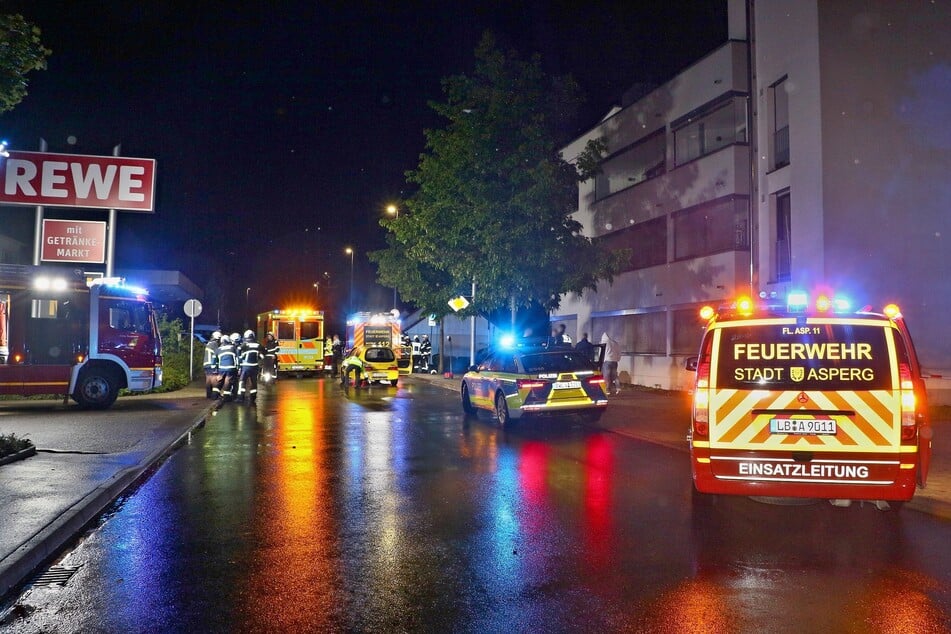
[600,332,621,395]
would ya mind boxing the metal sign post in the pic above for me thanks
[184,299,203,381]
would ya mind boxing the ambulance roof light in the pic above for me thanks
[884,303,902,319]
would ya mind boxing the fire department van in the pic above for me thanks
[688,291,932,510]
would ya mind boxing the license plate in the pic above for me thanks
[552,380,582,390]
[769,418,837,435]
[371,372,389,378]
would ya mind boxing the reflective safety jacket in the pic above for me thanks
[216,342,238,371]
[239,341,262,367]
[203,341,219,370]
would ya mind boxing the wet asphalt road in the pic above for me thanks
[4,378,951,632]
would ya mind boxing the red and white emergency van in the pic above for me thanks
[0,264,163,408]
[688,291,932,510]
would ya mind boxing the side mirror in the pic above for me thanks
[468,364,479,373]
[684,356,699,372]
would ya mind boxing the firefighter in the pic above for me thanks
[215,333,239,401]
[419,334,432,373]
[263,332,279,383]
[237,329,262,403]
[203,331,222,399]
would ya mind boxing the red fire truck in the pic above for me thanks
[0,264,163,408]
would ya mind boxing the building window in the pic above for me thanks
[673,97,747,166]
[775,190,791,282]
[672,308,705,355]
[599,216,667,272]
[771,77,789,169]
[594,129,666,200]
[673,197,749,260]
[591,312,666,356]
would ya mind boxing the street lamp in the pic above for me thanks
[313,281,319,305]
[245,287,251,329]
[386,204,399,310]
[345,247,354,315]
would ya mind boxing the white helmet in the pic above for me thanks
[211,331,222,340]
[230,332,241,344]
[243,329,255,340]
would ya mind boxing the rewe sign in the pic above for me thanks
[0,151,156,212]
[41,219,107,263]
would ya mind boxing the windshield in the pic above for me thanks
[520,351,591,374]
[365,347,395,362]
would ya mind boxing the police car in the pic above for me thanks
[687,291,932,509]
[461,340,608,427]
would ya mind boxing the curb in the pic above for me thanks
[0,401,215,600]
[0,445,37,468]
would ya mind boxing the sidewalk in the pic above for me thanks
[0,386,214,600]
[407,373,951,521]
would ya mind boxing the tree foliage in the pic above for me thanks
[0,14,51,113]
[369,32,621,325]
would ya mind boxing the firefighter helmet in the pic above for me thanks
[230,332,241,344]
[243,329,255,340]
[211,331,222,341]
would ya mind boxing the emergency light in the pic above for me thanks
[701,289,874,320]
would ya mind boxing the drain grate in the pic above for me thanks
[31,565,81,587]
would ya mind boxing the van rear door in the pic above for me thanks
[707,318,902,475]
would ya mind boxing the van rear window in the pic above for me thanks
[715,323,893,390]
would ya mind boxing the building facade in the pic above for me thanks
[555,0,951,401]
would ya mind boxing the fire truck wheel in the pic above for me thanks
[74,368,120,409]
[461,383,476,415]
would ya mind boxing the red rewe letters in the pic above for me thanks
[0,151,156,211]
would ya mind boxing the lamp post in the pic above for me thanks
[245,287,251,329]
[313,281,319,305]
[345,247,354,315]
[386,204,399,310]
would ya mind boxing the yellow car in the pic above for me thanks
[461,346,608,427]
[340,345,400,386]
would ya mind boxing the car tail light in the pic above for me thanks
[586,376,606,386]
[899,362,917,443]
[517,379,547,390]
[693,359,710,437]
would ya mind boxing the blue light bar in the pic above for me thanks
[787,291,809,311]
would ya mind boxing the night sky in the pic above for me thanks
[0,1,726,330]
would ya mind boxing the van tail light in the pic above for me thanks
[517,379,547,390]
[586,376,606,387]
[693,360,710,437]
[899,363,917,444]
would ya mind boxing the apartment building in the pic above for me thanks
[555,0,951,401]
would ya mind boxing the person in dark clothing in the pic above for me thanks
[574,331,595,365]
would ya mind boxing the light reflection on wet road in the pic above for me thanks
[4,378,951,632]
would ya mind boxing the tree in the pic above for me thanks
[369,32,622,330]
[0,14,51,114]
